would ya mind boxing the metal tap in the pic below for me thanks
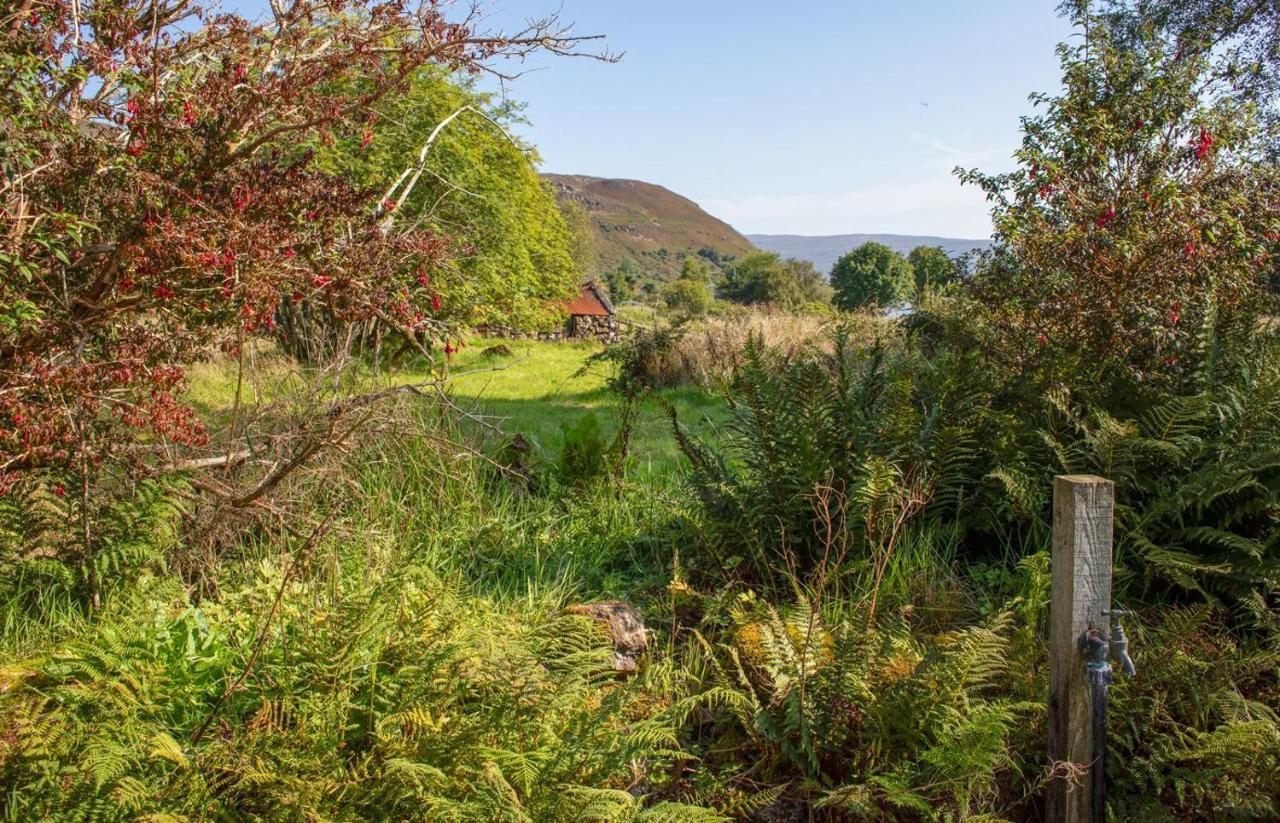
[1103,608,1135,677]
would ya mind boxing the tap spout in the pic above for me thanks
[1109,621,1135,677]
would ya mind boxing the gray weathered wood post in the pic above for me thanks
[1048,475,1114,823]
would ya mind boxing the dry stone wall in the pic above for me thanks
[473,315,617,343]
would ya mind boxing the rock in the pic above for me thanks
[564,601,647,672]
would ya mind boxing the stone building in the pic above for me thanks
[563,281,617,342]
[472,282,618,343]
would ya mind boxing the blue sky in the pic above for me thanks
[228,1,1074,238]
[475,1,1074,239]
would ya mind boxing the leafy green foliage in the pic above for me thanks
[831,242,915,310]
[661,259,715,317]
[669,328,997,582]
[325,68,581,331]
[675,593,1031,819]
[1030,332,1280,626]
[907,245,958,298]
[0,423,716,822]
[957,4,1280,390]
[557,412,610,487]
[720,252,832,309]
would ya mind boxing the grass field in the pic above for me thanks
[188,335,731,482]
[442,336,730,480]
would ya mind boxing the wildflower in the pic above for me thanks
[283,246,296,259]
[53,484,65,497]
[182,100,197,126]
[444,341,455,356]
[153,285,175,300]
[1169,300,1181,326]
[360,129,374,150]
[1184,241,1197,258]
[198,251,219,266]
[431,293,442,311]
[118,278,136,292]
[1095,207,1116,229]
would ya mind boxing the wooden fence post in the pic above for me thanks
[1048,475,1114,823]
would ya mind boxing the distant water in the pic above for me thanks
[747,233,991,275]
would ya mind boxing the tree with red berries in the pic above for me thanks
[0,0,606,602]
[958,0,1280,395]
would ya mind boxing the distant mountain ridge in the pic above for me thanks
[544,174,755,283]
[749,233,991,275]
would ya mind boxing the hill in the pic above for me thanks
[748,233,991,275]
[544,174,755,285]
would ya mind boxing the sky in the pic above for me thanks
[227,1,1076,239]
[472,0,1075,239]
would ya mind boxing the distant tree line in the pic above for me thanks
[600,238,968,316]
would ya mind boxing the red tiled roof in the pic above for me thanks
[565,282,614,317]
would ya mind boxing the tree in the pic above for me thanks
[559,200,597,282]
[907,246,957,296]
[958,2,1280,389]
[0,0,602,601]
[603,259,641,302]
[661,258,714,315]
[830,243,913,310]
[317,67,582,334]
[721,252,831,308]
[1097,0,1280,155]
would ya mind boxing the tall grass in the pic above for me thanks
[651,307,888,388]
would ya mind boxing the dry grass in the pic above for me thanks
[654,306,892,387]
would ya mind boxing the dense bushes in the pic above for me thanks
[0,414,719,821]
[668,317,1280,624]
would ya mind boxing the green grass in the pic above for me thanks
[186,336,729,483]
[444,336,729,480]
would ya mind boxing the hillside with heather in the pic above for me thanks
[544,173,755,284]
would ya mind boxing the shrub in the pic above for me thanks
[831,243,914,310]
[957,3,1280,394]
[557,412,610,487]
[720,252,832,308]
[669,327,999,584]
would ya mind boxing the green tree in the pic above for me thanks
[661,279,713,316]
[958,2,1280,386]
[830,242,913,310]
[907,246,957,296]
[722,252,831,307]
[661,257,714,315]
[1097,0,1280,154]
[559,200,597,281]
[326,68,580,330]
[603,259,641,302]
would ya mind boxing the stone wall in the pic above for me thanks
[473,314,617,344]
[567,314,618,343]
